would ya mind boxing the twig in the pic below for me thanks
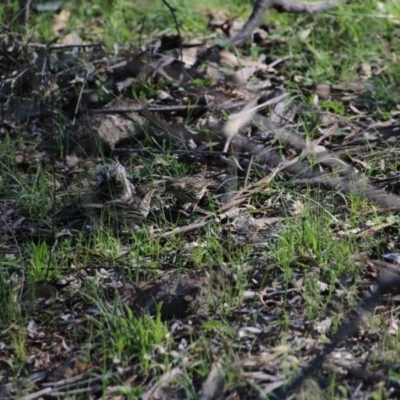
[90,93,286,117]
[19,388,53,400]
[273,273,400,398]
[161,0,183,62]
[219,165,282,212]
[244,155,254,187]
[232,0,345,46]
[142,368,183,400]
[112,148,250,156]
[89,104,208,114]
[158,206,243,238]
[158,166,280,238]
[28,43,103,49]
[22,366,136,400]
[72,78,86,126]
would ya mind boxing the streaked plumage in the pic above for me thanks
[165,176,211,207]
[82,188,154,227]
[95,161,135,201]
[106,188,154,225]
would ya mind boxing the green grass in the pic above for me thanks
[8,0,248,45]
[264,0,400,84]
[88,300,171,372]
[1,0,400,398]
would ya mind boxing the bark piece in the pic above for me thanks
[68,100,145,157]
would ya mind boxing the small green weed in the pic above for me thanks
[91,301,170,373]
[27,241,59,283]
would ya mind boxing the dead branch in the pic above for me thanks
[161,0,183,62]
[230,122,400,211]
[232,0,345,46]
[273,273,400,398]
[158,206,242,238]
[288,175,400,211]
[158,166,280,238]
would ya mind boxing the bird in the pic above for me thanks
[82,188,154,227]
[105,188,154,226]
[94,161,135,202]
[164,176,212,211]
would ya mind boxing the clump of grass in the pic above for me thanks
[27,241,60,283]
[89,300,171,373]
[266,0,400,87]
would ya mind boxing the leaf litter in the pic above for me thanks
[2,0,400,398]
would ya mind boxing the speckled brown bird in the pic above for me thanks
[82,188,154,227]
[105,188,154,225]
[165,176,212,210]
[94,161,135,201]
